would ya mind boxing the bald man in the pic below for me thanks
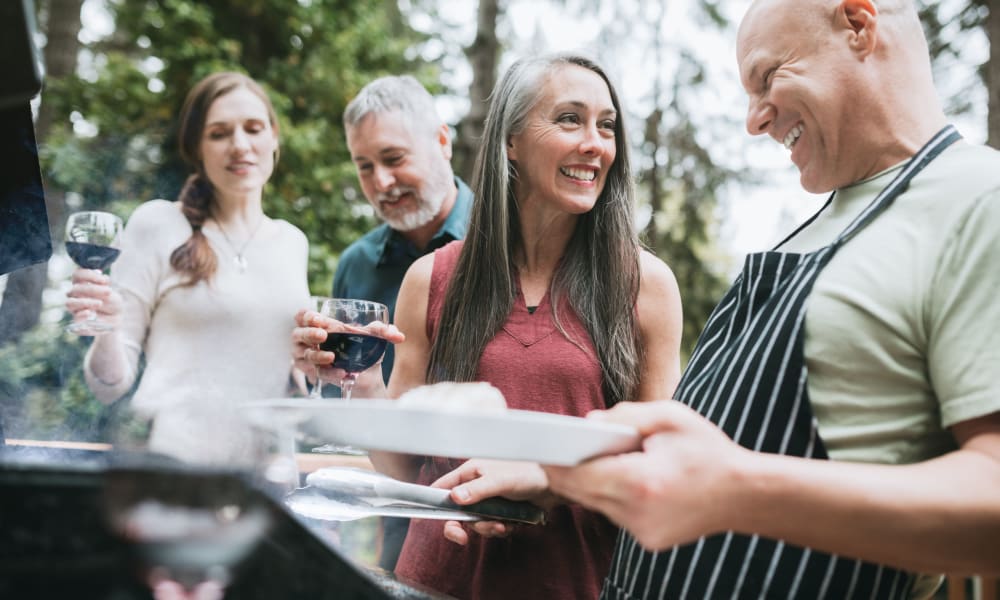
[443,1,1000,598]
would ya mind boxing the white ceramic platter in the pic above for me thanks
[244,398,640,466]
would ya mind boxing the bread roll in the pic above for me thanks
[397,382,507,413]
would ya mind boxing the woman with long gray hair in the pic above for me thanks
[295,53,682,599]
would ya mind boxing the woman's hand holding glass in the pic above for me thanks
[64,210,124,336]
[294,296,333,398]
[66,263,124,334]
[291,300,405,400]
[292,299,402,455]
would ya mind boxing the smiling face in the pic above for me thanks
[346,111,455,232]
[507,64,618,214]
[738,0,872,193]
[198,86,279,198]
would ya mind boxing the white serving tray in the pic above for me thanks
[244,398,640,466]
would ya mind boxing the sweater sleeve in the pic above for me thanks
[83,200,179,403]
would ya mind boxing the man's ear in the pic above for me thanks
[507,135,518,161]
[840,0,878,56]
[437,123,453,161]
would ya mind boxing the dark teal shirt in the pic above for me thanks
[332,177,473,383]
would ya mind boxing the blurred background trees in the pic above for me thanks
[0,0,993,441]
[918,0,998,146]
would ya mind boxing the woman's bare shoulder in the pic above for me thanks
[638,249,679,293]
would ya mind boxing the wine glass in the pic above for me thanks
[318,299,389,402]
[313,298,388,455]
[65,210,123,335]
[103,400,292,600]
[103,465,272,600]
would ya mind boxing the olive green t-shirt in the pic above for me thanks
[781,141,1000,465]
[780,141,1000,598]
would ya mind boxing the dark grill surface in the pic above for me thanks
[0,449,453,600]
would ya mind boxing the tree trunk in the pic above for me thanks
[35,0,84,142]
[642,108,664,252]
[0,0,83,345]
[988,0,1000,149]
[453,0,502,182]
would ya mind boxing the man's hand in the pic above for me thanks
[544,400,748,551]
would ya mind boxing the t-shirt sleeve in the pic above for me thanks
[928,188,1000,427]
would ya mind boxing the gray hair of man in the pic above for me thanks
[342,75,443,136]
[427,52,643,406]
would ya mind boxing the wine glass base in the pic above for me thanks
[311,443,368,457]
[149,572,226,600]
[67,320,115,336]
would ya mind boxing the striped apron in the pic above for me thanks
[602,125,961,600]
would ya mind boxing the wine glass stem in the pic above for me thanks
[309,378,323,399]
[341,373,357,402]
[308,356,324,398]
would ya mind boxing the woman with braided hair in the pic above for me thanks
[66,71,309,461]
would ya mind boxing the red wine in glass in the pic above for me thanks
[321,333,389,374]
[66,241,121,270]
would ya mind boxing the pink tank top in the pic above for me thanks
[394,241,617,600]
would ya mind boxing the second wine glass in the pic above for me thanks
[318,298,389,402]
[313,299,388,456]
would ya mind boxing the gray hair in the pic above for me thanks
[343,75,442,134]
[427,53,643,406]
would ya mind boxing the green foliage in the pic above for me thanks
[625,14,739,362]
[0,321,109,442]
[640,102,738,361]
[46,0,435,295]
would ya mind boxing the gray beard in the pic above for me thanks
[378,169,452,231]
[381,193,444,231]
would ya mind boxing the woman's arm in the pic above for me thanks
[66,267,127,398]
[634,250,684,401]
[74,202,175,403]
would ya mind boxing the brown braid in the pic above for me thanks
[169,173,217,284]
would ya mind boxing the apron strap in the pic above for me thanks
[773,192,835,251]
[773,125,962,254]
[832,125,962,249]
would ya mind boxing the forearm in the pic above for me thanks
[83,332,136,403]
[730,449,1000,575]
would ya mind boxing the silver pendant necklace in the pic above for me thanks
[214,216,264,274]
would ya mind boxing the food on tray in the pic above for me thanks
[397,382,508,413]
